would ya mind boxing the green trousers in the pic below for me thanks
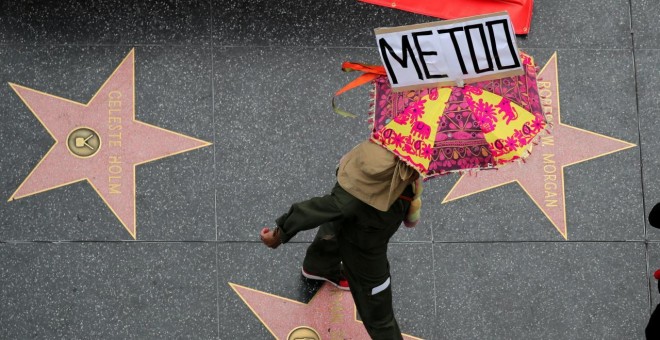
[281,184,412,340]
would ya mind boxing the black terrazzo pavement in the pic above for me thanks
[0,1,657,339]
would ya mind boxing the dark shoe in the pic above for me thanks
[302,268,350,291]
[650,203,660,229]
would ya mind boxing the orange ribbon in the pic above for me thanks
[333,62,387,117]
[335,62,387,96]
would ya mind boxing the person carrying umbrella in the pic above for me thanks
[260,139,422,339]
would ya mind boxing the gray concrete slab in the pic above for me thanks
[631,0,660,49]
[213,0,430,47]
[0,1,211,45]
[636,49,660,241]
[132,46,215,241]
[433,242,648,339]
[518,0,632,49]
[0,242,218,339]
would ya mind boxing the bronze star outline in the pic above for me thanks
[442,53,636,239]
[8,49,212,239]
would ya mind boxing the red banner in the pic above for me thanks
[360,0,534,35]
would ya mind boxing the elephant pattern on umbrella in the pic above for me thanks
[369,52,546,177]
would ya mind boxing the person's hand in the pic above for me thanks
[260,227,282,249]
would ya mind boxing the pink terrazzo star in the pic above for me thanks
[230,282,422,339]
[8,49,211,239]
[442,53,635,239]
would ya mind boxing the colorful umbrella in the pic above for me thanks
[335,53,546,179]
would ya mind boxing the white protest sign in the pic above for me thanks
[375,12,523,91]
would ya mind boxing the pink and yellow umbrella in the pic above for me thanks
[337,53,547,179]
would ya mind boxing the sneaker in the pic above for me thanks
[302,268,350,291]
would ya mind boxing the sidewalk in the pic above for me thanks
[0,1,656,338]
